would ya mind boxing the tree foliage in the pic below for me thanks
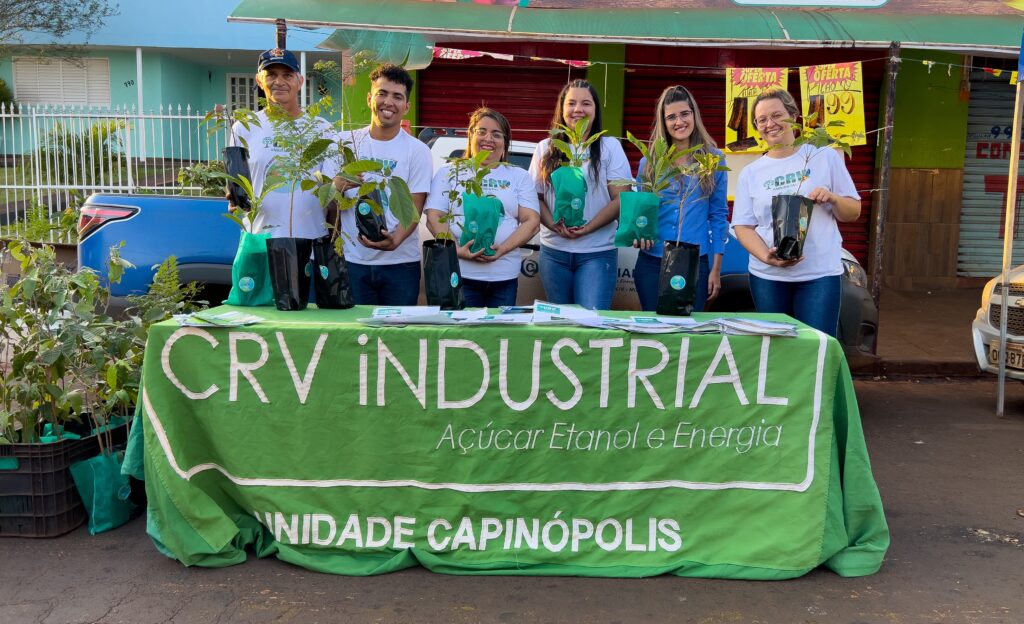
[0,0,118,54]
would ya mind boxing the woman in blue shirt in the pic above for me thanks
[633,85,728,312]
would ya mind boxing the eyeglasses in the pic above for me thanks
[664,110,694,123]
[473,127,506,141]
[753,111,791,128]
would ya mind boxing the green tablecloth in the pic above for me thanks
[138,305,889,578]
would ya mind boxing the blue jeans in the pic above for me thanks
[539,246,617,310]
[633,251,710,313]
[463,277,518,308]
[347,260,421,306]
[748,274,842,337]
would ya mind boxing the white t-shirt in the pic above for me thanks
[231,110,335,240]
[731,144,860,282]
[424,164,539,282]
[528,136,632,253]
[337,127,433,265]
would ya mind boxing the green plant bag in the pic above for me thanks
[458,192,503,256]
[225,230,273,306]
[69,452,136,535]
[550,166,587,227]
[614,191,661,247]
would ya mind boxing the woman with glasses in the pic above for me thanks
[425,107,540,307]
[632,85,728,312]
[528,79,632,310]
[731,89,861,337]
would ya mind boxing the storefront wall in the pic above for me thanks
[412,42,978,289]
[959,68,1024,279]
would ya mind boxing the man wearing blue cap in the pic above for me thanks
[229,48,334,240]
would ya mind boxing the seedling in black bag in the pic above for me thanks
[770,114,855,261]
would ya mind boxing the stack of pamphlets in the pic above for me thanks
[355,301,798,337]
[174,310,264,327]
[359,306,489,326]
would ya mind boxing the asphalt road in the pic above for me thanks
[2,379,1022,624]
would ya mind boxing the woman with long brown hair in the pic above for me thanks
[527,79,631,310]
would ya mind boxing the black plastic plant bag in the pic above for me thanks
[422,239,464,310]
[311,236,354,309]
[355,188,388,243]
[221,146,252,211]
[656,241,701,316]
[266,237,314,311]
[771,194,814,261]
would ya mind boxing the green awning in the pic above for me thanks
[229,0,1024,56]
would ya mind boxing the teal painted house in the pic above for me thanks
[1,1,340,114]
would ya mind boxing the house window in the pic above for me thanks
[226,73,315,112]
[13,57,111,107]
[226,73,258,112]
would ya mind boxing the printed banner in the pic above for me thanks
[799,62,867,146]
[140,306,888,578]
[724,67,788,154]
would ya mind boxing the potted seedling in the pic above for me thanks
[298,59,418,310]
[423,150,497,310]
[548,117,606,228]
[656,147,728,316]
[203,105,262,211]
[612,132,681,248]
[0,241,203,536]
[771,116,853,261]
[254,96,344,311]
[220,173,283,307]
[201,106,280,307]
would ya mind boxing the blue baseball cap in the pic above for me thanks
[258,48,300,72]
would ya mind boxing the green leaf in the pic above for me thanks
[300,179,317,192]
[222,212,247,229]
[105,365,119,391]
[301,138,334,167]
[317,182,333,208]
[386,177,417,229]
[343,160,384,176]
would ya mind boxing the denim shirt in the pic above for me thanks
[636,150,728,259]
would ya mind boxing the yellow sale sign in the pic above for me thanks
[799,62,867,146]
[724,67,788,154]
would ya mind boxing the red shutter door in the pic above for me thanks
[622,47,883,266]
[417,42,588,144]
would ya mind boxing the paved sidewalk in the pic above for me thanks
[863,286,984,378]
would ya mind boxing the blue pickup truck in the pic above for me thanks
[76,190,878,364]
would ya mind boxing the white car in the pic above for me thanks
[972,268,1024,379]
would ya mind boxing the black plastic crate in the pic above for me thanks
[0,425,128,538]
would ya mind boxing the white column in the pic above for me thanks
[300,51,307,109]
[136,46,147,163]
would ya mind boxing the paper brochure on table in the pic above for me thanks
[360,307,489,326]
[355,301,797,336]
[174,310,264,327]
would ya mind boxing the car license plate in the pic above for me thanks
[988,341,1024,370]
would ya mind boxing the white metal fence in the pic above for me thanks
[0,103,228,243]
